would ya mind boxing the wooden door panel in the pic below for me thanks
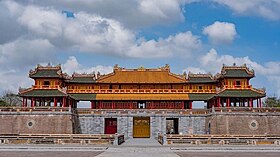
[105,118,117,134]
[133,117,150,138]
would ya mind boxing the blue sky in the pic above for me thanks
[0,0,280,98]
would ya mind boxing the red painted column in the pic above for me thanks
[226,98,230,108]
[22,98,25,107]
[91,101,95,109]
[259,98,262,108]
[217,98,220,108]
[249,98,253,108]
[31,98,35,107]
[181,101,184,109]
[100,101,103,109]
[129,101,132,109]
[257,98,259,108]
[189,101,192,109]
[112,101,115,109]
[54,98,57,107]
[62,97,66,107]
[24,98,27,107]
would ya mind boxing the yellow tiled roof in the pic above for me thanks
[96,93,189,100]
[97,70,186,83]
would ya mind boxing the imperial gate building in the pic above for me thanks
[17,64,268,138]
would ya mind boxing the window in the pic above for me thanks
[43,80,50,86]
[138,101,146,109]
[236,80,241,86]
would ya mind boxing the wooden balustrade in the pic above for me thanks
[67,88,216,94]
[223,85,252,89]
[33,85,60,89]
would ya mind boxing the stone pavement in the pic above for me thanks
[1,139,280,157]
[96,138,179,157]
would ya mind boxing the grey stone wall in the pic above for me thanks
[78,116,104,134]
[207,112,280,135]
[0,112,73,134]
[180,116,206,135]
[77,114,206,138]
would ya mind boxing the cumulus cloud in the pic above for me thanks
[183,67,206,74]
[62,56,113,75]
[203,21,237,44]
[213,0,280,20]
[0,2,201,59]
[0,1,202,94]
[128,31,201,58]
[186,48,280,96]
[19,0,185,28]
[0,38,55,69]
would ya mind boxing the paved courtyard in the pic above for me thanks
[1,138,280,157]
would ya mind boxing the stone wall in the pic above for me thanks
[78,114,206,138]
[0,112,74,134]
[206,112,280,135]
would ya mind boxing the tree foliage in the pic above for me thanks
[0,91,22,107]
[263,97,280,107]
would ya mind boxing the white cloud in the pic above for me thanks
[2,3,200,59]
[128,31,201,58]
[21,0,185,28]
[62,56,113,75]
[213,0,280,20]
[187,48,280,96]
[0,1,202,94]
[0,38,55,69]
[183,67,206,74]
[203,21,237,44]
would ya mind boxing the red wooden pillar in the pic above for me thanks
[91,101,95,109]
[24,98,27,107]
[257,98,259,108]
[129,101,132,109]
[217,98,220,108]
[259,98,262,108]
[22,98,25,107]
[181,101,184,109]
[31,98,35,107]
[189,101,192,109]
[62,97,66,107]
[112,101,115,109]
[249,98,253,108]
[100,101,103,109]
[54,98,57,107]
[226,98,230,108]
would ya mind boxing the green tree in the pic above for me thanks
[0,91,22,107]
[263,97,280,107]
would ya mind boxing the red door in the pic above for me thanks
[105,118,117,134]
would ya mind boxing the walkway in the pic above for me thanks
[96,138,179,157]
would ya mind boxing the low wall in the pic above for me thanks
[0,108,74,134]
[207,112,280,135]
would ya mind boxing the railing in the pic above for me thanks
[212,107,280,113]
[76,109,210,115]
[33,85,60,89]
[0,134,124,145]
[0,107,71,112]
[158,134,280,145]
[1,107,279,114]
[67,88,216,94]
